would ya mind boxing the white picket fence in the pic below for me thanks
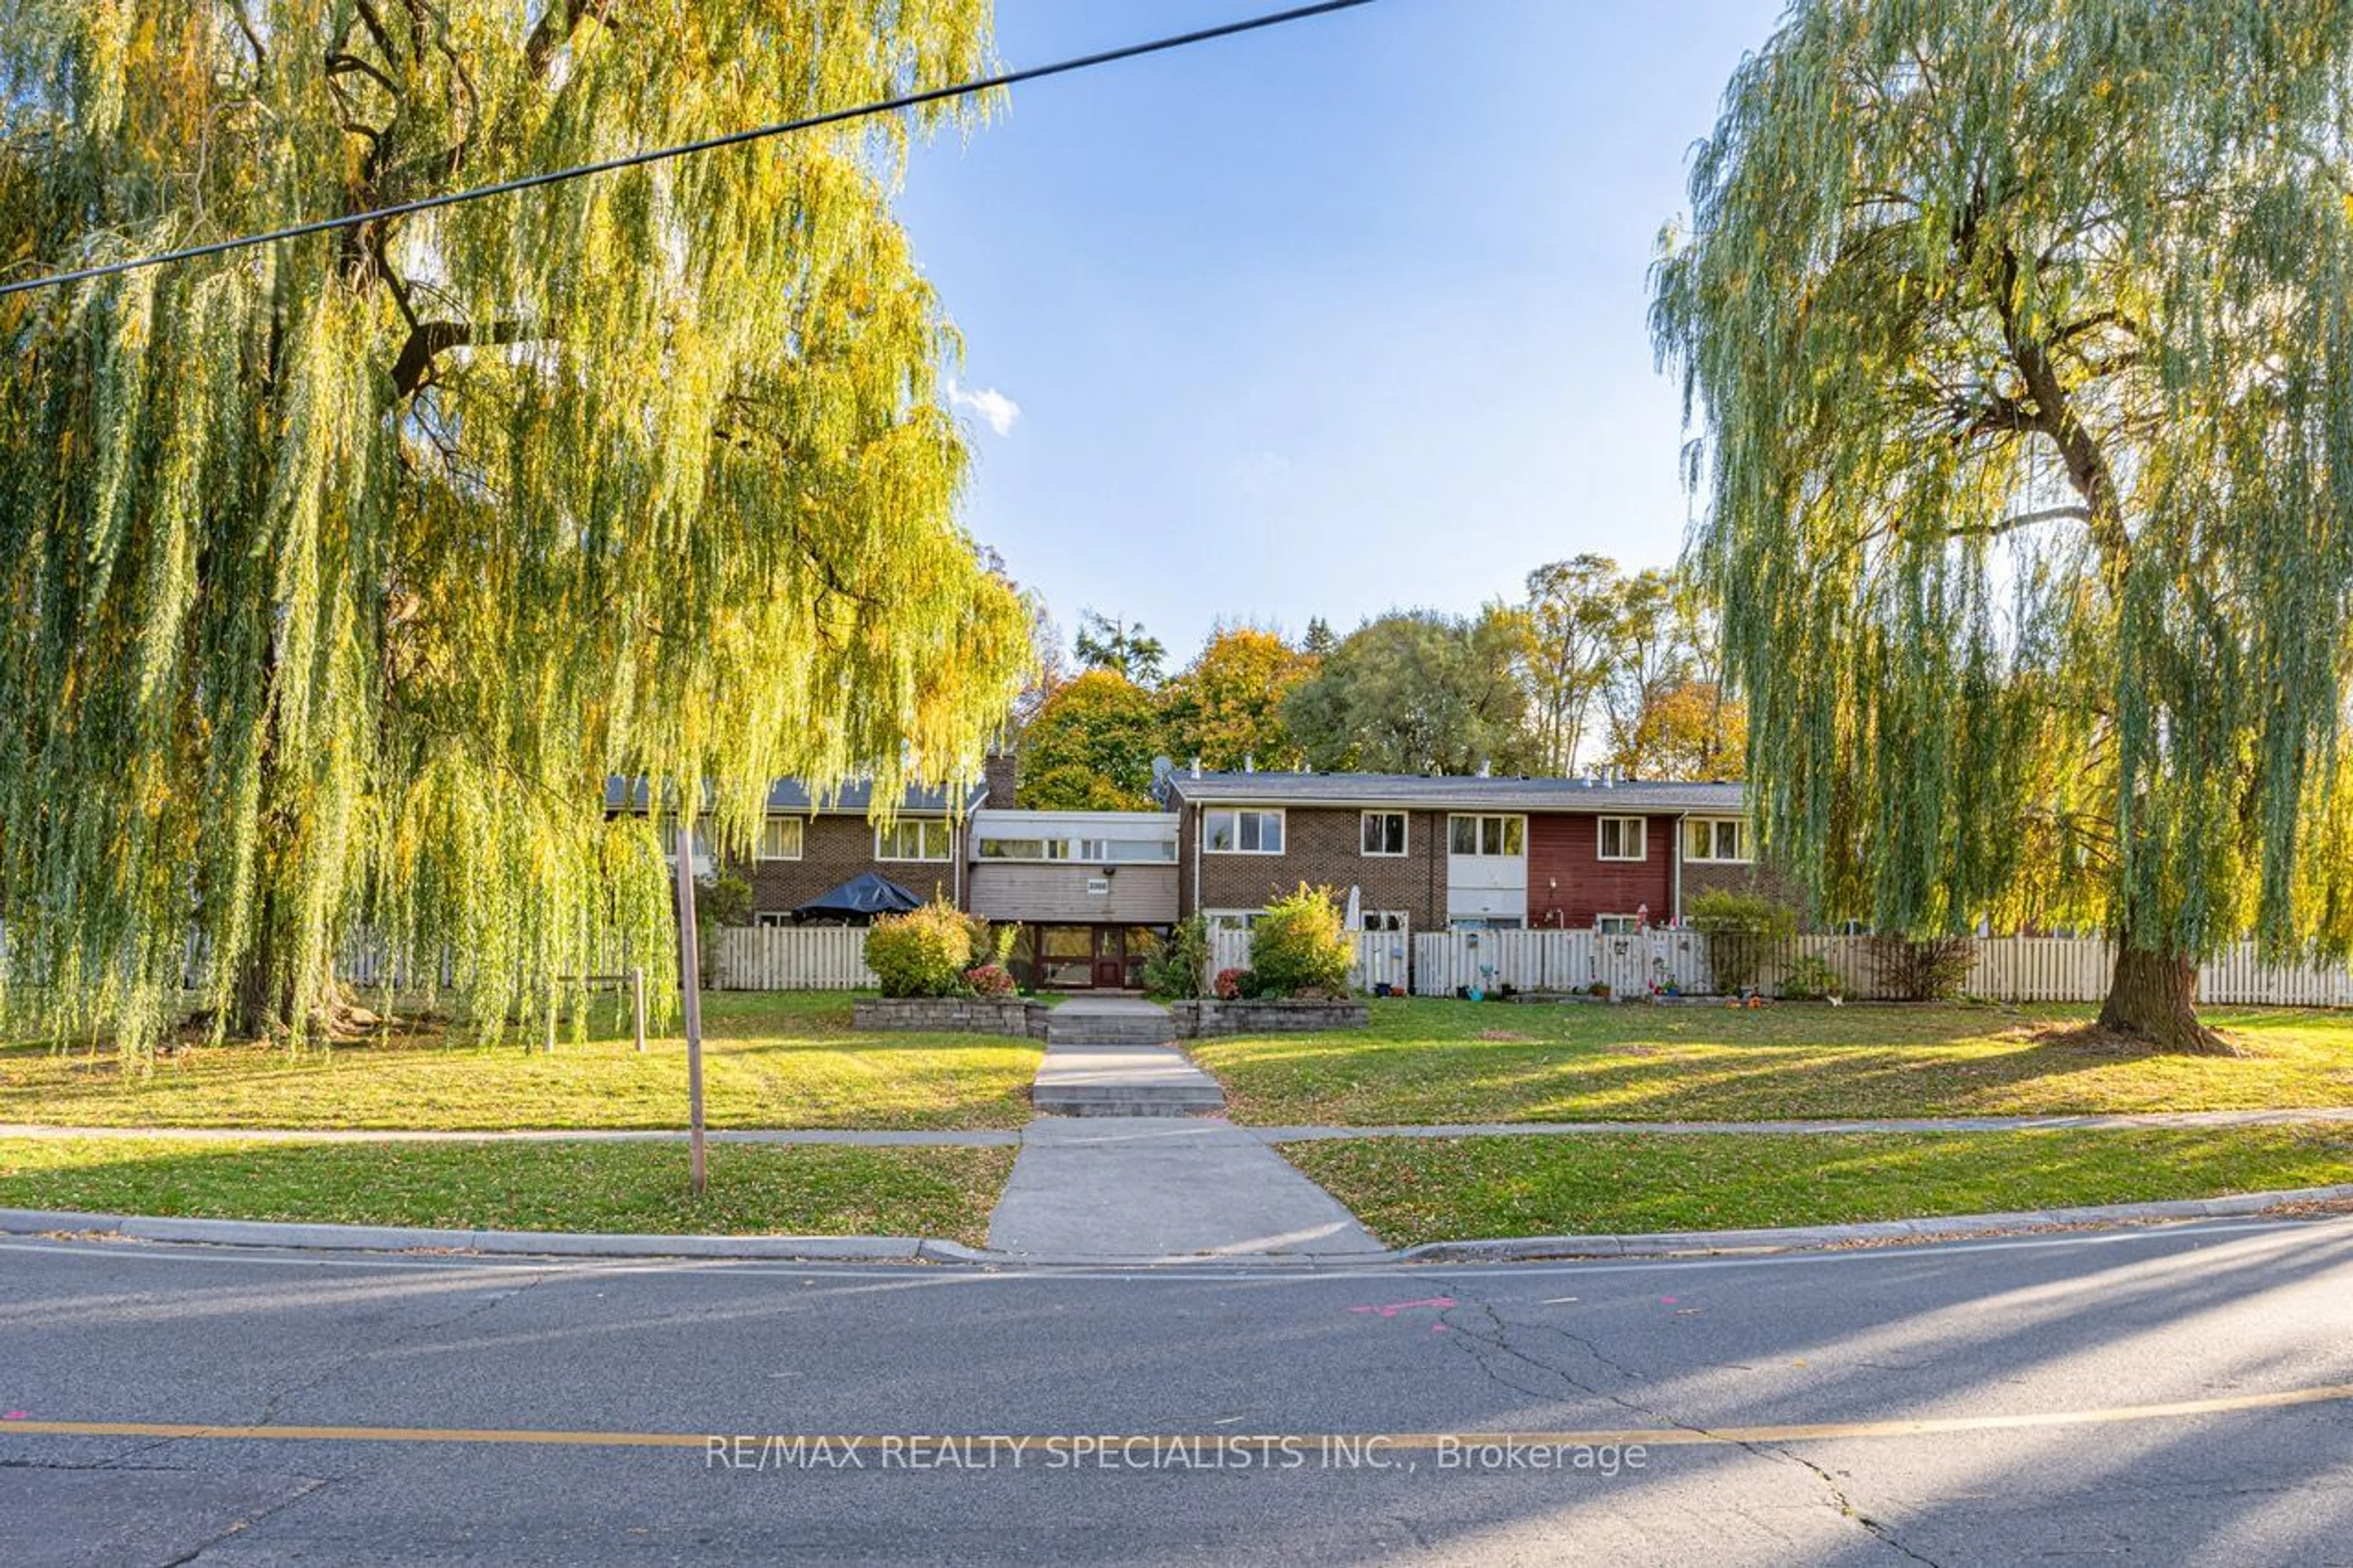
[710,925,876,990]
[1209,928,1412,993]
[1207,926,2353,1006]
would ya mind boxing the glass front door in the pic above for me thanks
[1092,926,1127,990]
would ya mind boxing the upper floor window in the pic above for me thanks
[757,816,805,861]
[660,820,711,863]
[877,819,953,862]
[1361,811,1409,856]
[1597,816,1647,862]
[1682,817,1748,863]
[1447,814,1525,857]
[1203,809,1284,854]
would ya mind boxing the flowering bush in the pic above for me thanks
[964,963,1017,998]
[1213,966,1250,1001]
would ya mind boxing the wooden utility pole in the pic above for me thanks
[672,825,708,1195]
[630,964,646,1053]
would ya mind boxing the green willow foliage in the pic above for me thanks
[1654,0,2353,969]
[0,1,1030,1053]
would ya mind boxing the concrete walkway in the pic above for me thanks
[13,1106,2352,1146]
[993,996,1380,1260]
[986,1117,1382,1260]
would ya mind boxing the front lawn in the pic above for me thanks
[1193,1000,2353,1125]
[0,1137,1012,1244]
[1284,1126,2353,1246]
[0,992,1040,1131]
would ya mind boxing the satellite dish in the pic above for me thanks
[1150,755,1175,784]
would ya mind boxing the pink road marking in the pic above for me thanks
[1348,1296,1458,1320]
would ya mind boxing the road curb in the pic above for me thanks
[1392,1183,2353,1263]
[3,1183,2349,1267]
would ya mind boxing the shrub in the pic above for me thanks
[964,963,1017,998]
[694,871,754,987]
[1781,953,1843,1001]
[863,901,975,998]
[1213,966,1249,1001]
[1143,915,1212,999]
[1870,934,1977,1001]
[1689,889,1798,993]
[1249,885,1355,999]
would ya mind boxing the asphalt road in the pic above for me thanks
[4,1218,2351,1566]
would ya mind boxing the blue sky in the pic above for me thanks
[895,0,1788,661]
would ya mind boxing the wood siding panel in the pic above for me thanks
[1528,812,1675,929]
[968,864,1178,924]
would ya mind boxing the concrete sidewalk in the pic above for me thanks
[986,1117,1382,1260]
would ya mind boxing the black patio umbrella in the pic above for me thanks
[790,872,923,924]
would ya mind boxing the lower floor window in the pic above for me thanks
[755,912,796,928]
[1360,911,1409,933]
[1203,909,1264,932]
[1596,914,1642,936]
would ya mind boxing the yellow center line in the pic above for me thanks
[6,1381,2352,1451]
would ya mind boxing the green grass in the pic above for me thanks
[0,992,1041,1131]
[1284,1126,2353,1246]
[1193,1000,2353,1125]
[0,1137,1012,1244]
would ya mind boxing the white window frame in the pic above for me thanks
[1203,909,1265,931]
[876,818,953,863]
[1447,813,1526,858]
[757,815,806,862]
[1681,816,1749,864]
[1203,808,1285,855]
[1596,912,1642,936]
[1360,810,1409,857]
[1597,816,1647,862]
[754,911,797,928]
[1360,910,1411,933]
[659,820,711,863]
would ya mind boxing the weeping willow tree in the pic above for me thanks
[0,1,1031,1055]
[1653,1,2353,1052]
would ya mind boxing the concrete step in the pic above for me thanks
[1045,1020,1175,1047]
[1030,1043,1224,1118]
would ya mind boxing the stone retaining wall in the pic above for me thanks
[852,998,1050,1040]
[1165,999,1368,1038]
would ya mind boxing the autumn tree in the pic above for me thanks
[1519,556,1622,775]
[1159,626,1315,771]
[0,1,1028,1053]
[1653,0,2353,1050]
[1285,609,1533,776]
[1017,670,1164,810]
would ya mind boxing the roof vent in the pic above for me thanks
[1189,756,1202,779]
[1602,766,1616,789]
[1477,759,1491,778]
[1243,753,1256,773]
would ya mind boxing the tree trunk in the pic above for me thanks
[2095,945,2237,1055]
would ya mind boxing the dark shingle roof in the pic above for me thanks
[1160,770,1744,814]
[603,776,985,815]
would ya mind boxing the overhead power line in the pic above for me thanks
[0,0,1379,300]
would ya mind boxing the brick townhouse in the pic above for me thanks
[1162,767,1775,937]
[616,760,1784,989]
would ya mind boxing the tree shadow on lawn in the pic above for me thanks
[1203,1005,2353,1124]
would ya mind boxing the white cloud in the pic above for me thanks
[946,377,1021,437]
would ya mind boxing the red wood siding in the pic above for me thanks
[1528,812,1675,929]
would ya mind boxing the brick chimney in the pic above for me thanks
[981,749,1018,809]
